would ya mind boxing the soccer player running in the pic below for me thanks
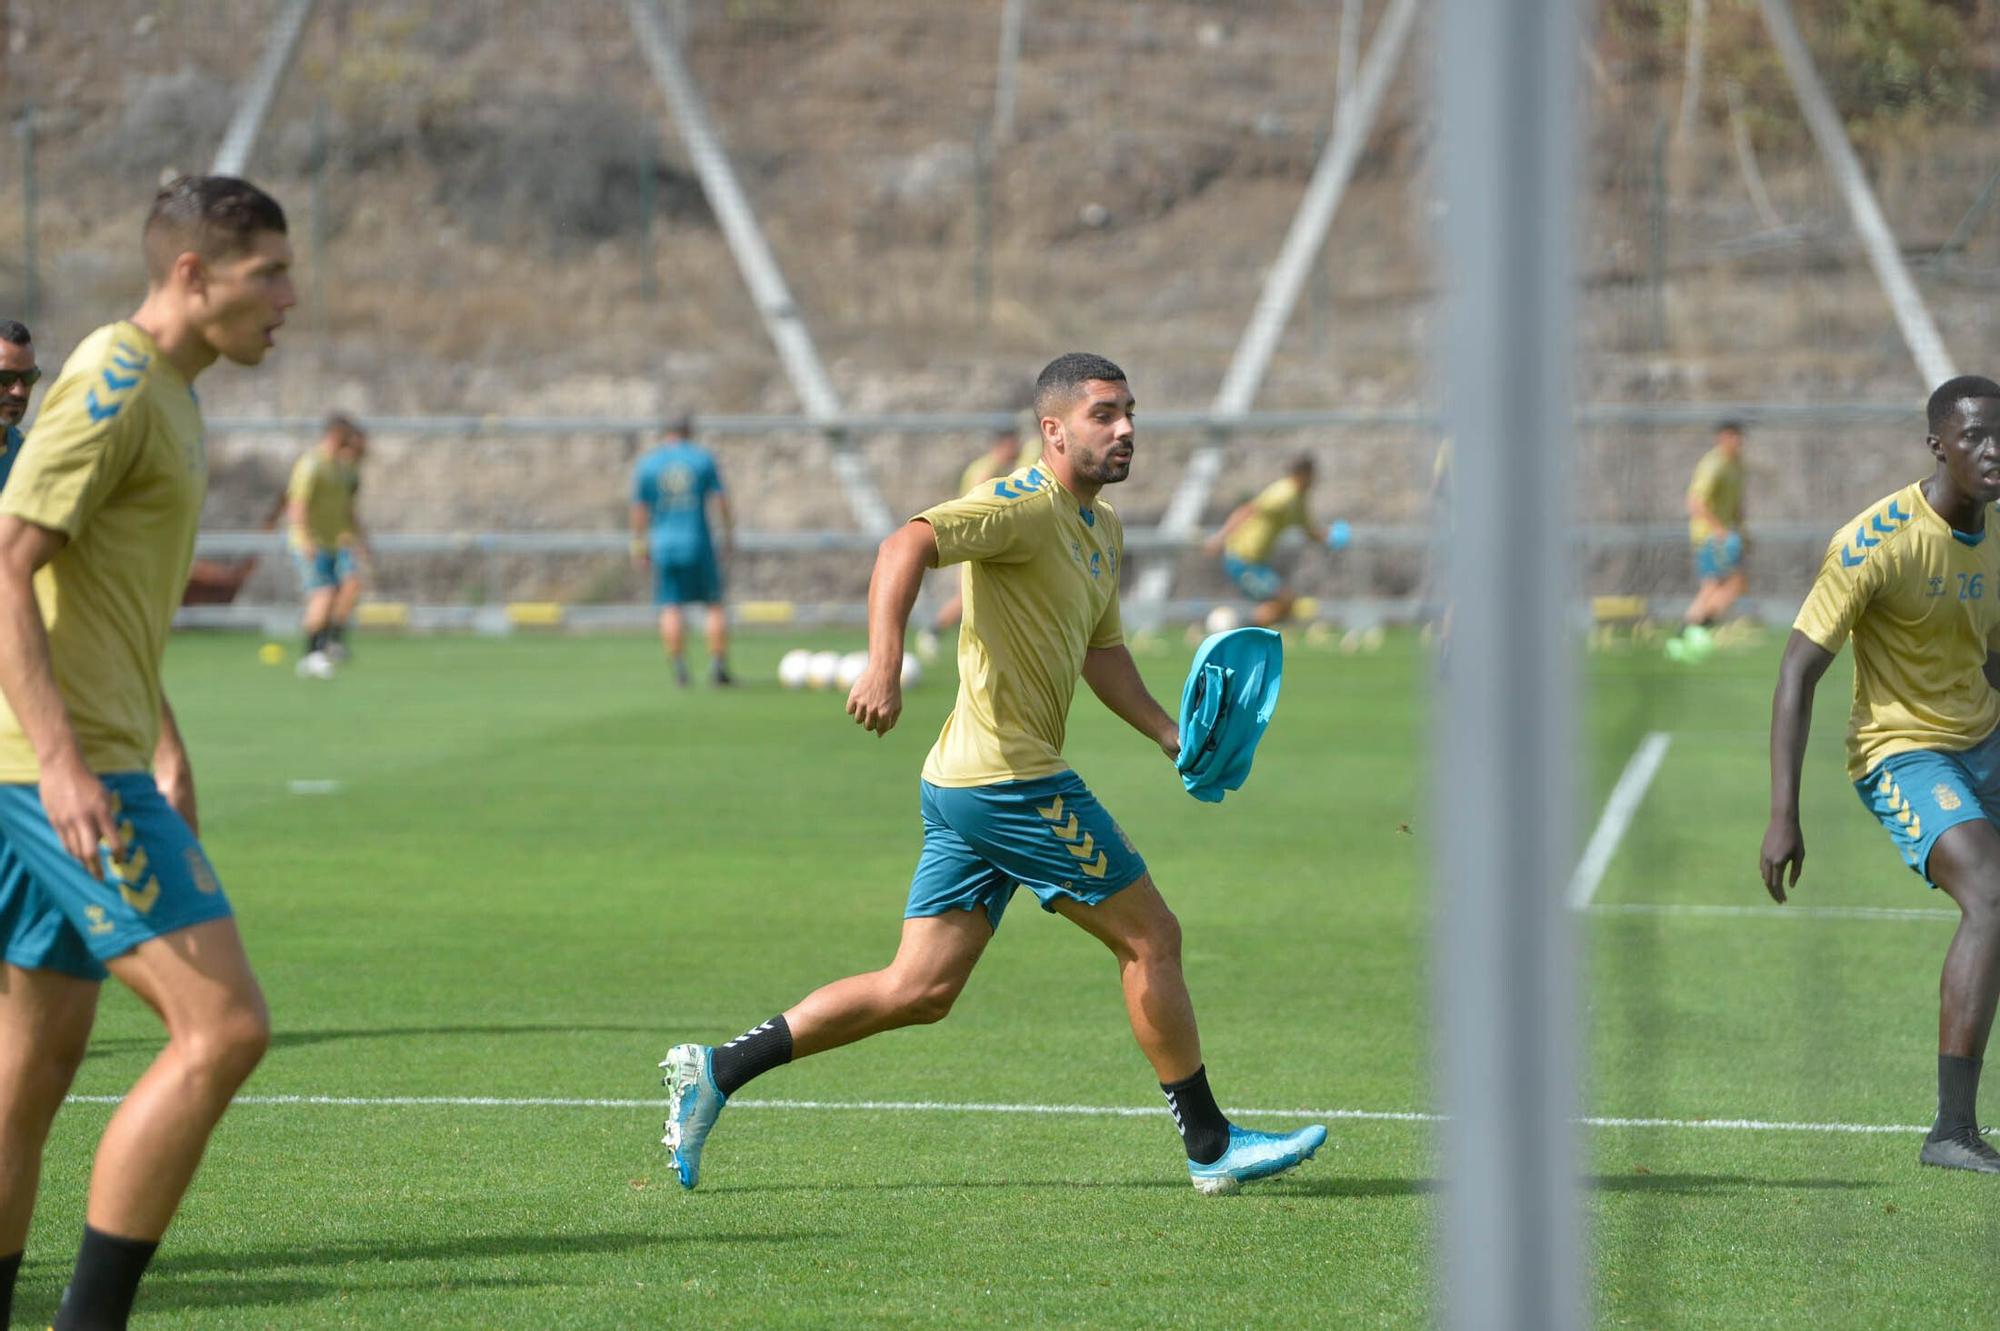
[1668,420,1747,662]
[1763,376,2000,1173]
[0,321,38,491]
[0,177,292,1328]
[288,413,370,678]
[917,424,1021,662]
[1204,453,1334,628]
[659,354,1326,1194]
[630,414,733,687]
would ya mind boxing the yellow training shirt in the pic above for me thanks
[0,322,205,779]
[287,449,356,549]
[920,463,1124,787]
[1794,482,2000,780]
[1688,446,1742,544]
[1225,476,1308,563]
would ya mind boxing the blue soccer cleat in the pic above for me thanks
[1187,1123,1329,1195]
[660,1043,728,1189]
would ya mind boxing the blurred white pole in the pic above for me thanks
[1435,0,1585,1328]
[1757,0,1954,388]
[1674,0,1707,146]
[212,0,317,176]
[1335,0,1360,118]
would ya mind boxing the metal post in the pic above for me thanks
[1435,0,1584,1329]
[992,0,1027,147]
[638,134,659,303]
[17,103,37,322]
[213,0,318,176]
[1757,0,1955,387]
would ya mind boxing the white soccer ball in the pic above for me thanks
[900,654,923,687]
[836,651,869,690]
[807,650,842,690]
[778,648,813,690]
[1204,605,1240,636]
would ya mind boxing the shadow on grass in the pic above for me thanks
[82,1022,662,1060]
[158,1229,837,1274]
[1587,1172,1879,1194]
[717,1174,1438,1198]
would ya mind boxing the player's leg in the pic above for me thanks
[0,964,98,1325]
[919,569,966,662]
[657,603,689,687]
[1920,818,2000,1171]
[659,911,992,1188]
[327,556,363,661]
[699,548,730,685]
[1251,588,1295,628]
[1053,874,1326,1192]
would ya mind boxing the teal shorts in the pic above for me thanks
[1222,554,1283,601]
[293,546,357,593]
[1694,532,1743,582]
[1854,726,2000,885]
[0,772,234,980]
[908,772,1148,931]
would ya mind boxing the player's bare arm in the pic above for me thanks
[1082,643,1179,761]
[1204,501,1253,556]
[1761,629,1836,902]
[0,513,119,874]
[286,493,317,556]
[711,490,735,562]
[154,696,197,835]
[848,519,939,736]
[628,502,651,570]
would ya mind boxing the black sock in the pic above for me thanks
[1161,1065,1231,1165]
[710,1016,792,1097]
[1931,1054,1983,1139]
[0,1250,21,1328]
[53,1225,158,1331]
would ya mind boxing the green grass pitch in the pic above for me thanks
[10,627,1999,1327]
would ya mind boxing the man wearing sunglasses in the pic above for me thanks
[0,322,37,492]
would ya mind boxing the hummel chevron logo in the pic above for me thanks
[1051,813,1080,841]
[101,367,140,392]
[85,389,123,422]
[1064,834,1097,860]
[1080,852,1109,878]
[1035,795,1063,821]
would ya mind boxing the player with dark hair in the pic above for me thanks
[1204,452,1337,627]
[0,175,292,1327]
[288,413,371,678]
[657,352,1326,1194]
[1667,420,1748,662]
[630,413,733,687]
[1764,373,2000,1173]
[0,321,37,492]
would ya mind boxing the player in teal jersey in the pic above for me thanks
[630,415,733,686]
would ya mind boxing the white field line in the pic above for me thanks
[286,779,341,796]
[60,1092,1929,1136]
[1567,731,1674,909]
[1590,901,1956,923]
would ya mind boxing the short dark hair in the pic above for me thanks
[666,413,695,439]
[1290,452,1316,476]
[322,411,362,439]
[143,176,288,283]
[1715,419,1745,437]
[1033,352,1127,420]
[1927,376,2000,435]
[0,320,29,348]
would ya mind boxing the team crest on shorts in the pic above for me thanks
[1934,784,1964,812]
[185,847,222,894]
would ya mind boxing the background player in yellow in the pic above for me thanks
[1667,420,1747,662]
[287,413,371,679]
[657,353,1325,1194]
[917,423,1021,662]
[1763,376,2000,1174]
[0,177,294,1328]
[1204,454,1339,627]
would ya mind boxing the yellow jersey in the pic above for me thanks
[1794,482,2000,780]
[287,449,357,549]
[0,322,205,779]
[958,452,1007,497]
[919,463,1124,787]
[1688,446,1743,544]
[1224,476,1309,564]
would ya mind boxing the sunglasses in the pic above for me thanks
[0,369,41,391]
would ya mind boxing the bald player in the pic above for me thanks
[657,353,1325,1195]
